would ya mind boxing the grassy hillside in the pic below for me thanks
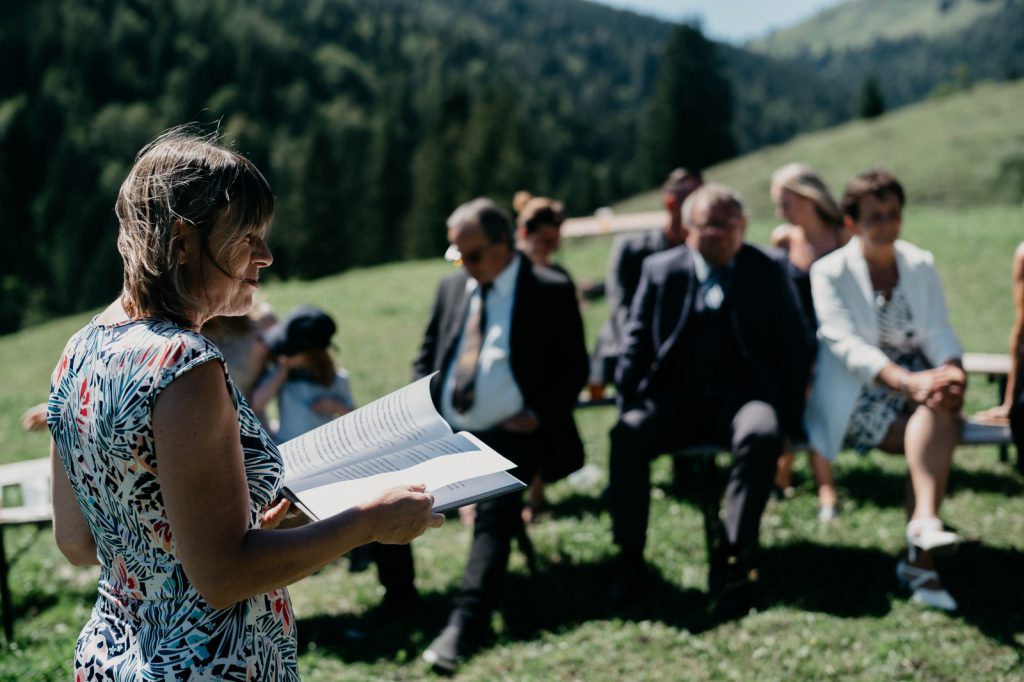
[751,0,1008,58]
[615,78,1024,221]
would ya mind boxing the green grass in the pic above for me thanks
[3,202,1023,679]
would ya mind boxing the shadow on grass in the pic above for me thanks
[839,464,1024,509]
[294,539,1024,667]
[941,542,1024,649]
[295,588,457,663]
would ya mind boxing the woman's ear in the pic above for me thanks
[844,215,859,236]
[172,219,194,266]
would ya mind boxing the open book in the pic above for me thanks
[278,374,526,520]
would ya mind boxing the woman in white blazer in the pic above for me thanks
[804,170,966,611]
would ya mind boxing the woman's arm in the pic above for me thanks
[51,440,98,566]
[154,360,443,610]
[1002,244,1024,408]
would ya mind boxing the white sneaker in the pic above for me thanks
[817,504,837,523]
[906,517,959,559]
[896,560,957,612]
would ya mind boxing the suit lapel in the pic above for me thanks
[441,273,474,369]
[657,247,695,362]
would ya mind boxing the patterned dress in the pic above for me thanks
[843,285,930,453]
[48,316,298,680]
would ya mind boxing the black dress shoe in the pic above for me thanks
[422,622,491,673]
[707,549,758,620]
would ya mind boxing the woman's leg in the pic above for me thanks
[903,404,958,520]
[878,406,958,580]
[808,450,838,509]
[774,450,795,493]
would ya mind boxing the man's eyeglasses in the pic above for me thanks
[690,216,742,233]
[444,242,494,266]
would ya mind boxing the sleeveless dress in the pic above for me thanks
[48,316,298,681]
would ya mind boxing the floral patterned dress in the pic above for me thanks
[843,285,930,453]
[48,316,298,680]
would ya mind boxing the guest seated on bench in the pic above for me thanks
[803,169,966,611]
[976,241,1024,459]
[606,183,814,616]
[769,163,847,521]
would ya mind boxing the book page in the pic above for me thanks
[280,374,451,481]
[431,472,526,513]
[287,432,519,519]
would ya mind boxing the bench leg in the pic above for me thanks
[0,527,12,643]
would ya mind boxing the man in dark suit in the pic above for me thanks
[608,183,814,613]
[409,197,588,671]
[590,167,703,393]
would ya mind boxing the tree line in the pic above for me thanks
[0,0,865,333]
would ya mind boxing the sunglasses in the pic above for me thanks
[444,242,496,266]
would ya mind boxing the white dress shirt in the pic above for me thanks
[441,255,525,431]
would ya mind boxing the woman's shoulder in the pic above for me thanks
[894,239,936,267]
[110,319,224,378]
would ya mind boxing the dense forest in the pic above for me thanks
[0,0,1017,332]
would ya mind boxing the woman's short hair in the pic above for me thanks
[841,168,906,221]
[116,125,274,324]
[771,162,843,227]
[513,191,566,235]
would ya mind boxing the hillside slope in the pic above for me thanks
[751,0,1007,58]
[616,79,1024,220]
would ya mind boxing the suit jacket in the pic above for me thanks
[616,243,815,441]
[591,230,667,382]
[804,237,962,460]
[413,253,589,480]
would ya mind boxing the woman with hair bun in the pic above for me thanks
[513,190,573,521]
[513,191,568,275]
[770,163,848,521]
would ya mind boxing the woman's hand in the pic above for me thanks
[260,498,292,529]
[975,403,1011,424]
[363,484,445,545]
[903,365,965,411]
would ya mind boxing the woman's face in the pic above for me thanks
[849,191,903,251]
[774,187,815,228]
[184,218,273,323]
[524,224,561,262]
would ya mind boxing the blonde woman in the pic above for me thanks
[770,163,847,521]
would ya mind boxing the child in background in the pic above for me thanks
[252,306,354,444]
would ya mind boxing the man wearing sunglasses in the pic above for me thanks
[377,197,588,672]
[607,183,814,617]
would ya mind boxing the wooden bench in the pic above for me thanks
[674,416,1013,562]
[0,457,53,643]
[575,386,1015,561]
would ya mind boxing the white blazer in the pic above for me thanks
[804,236,962,460]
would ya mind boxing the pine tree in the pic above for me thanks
[638,23,736,184]
[859,72,886,119]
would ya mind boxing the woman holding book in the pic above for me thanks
[47,127,443,679]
